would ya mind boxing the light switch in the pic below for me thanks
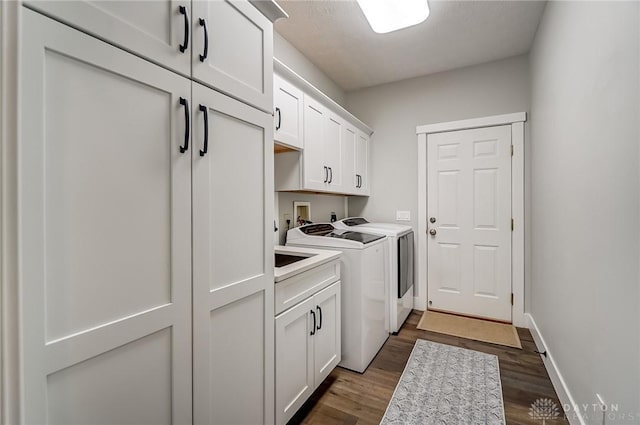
[396,210,411,221]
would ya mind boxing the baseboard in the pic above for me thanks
[525,313,586,425]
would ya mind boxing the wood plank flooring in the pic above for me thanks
[289,310,568,425]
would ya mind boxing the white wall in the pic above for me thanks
[345,55,530,304]
[529,2,640,423]
[274,32,346,107]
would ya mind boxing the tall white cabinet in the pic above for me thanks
[17,1,281,424]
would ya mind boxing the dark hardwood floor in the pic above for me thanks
[289,310,568,425]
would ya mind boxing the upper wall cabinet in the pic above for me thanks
[274,74,304,150]
[274,61,373,196]
[24,0,192,76]
[192,0,274,113]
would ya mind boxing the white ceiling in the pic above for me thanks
[275,0,547,91]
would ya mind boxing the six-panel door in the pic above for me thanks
[20,9,193,423]
[23,0,191,76]
[192,0,273,113]
[427,125,512,322]
[192,82,274,424]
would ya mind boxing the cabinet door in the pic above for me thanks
[275,297,315,425]
[342,124,357,195]
[312,282,342,386]
[274,74,304,150]
[356,131,370,195]
[302,95,329,191]
[20,9,192,423]
[324,111,344,191]
[192,82,274,425]
[192,0,273,113]
[24,0,191,76]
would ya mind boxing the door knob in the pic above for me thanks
[429,228,437,236]
[430,217,436,223]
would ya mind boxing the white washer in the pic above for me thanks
[334,217,414,334]
[286,223,389,373]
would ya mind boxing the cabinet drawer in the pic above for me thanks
[275,260,340,315]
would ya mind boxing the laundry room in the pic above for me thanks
[1,1,639,425]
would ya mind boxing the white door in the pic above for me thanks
[355,131,369,195]
[427,125,512,322]
[274,74,304,149]
[192,0,273,113]
[275,297,315,425]
[302,95,329,191]
[20,9,192,423]
[192,82,274,425]
[24,0,191,76]
[313,282,341,385]
[324,112,344,191]
[342,124,357,194]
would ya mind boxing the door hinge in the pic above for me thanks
[511,293,514,305]
[511,218,514,231]
[510,145,514,156]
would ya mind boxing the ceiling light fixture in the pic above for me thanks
[356,0,430,34]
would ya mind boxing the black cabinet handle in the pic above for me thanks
[358,175,361,188]
[310,310,316,336]
[178,5,189,53]
[199,18,208,62]
[179,97,189,153]
[316,306,322,331]
[328,167,333,184]
[275,107,281,130]
[199,104,208,157]
[323,166,328,183]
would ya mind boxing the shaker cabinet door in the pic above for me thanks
[24,0,192,76]
[20,9,193,423]
[192,0,273,113]
[192,82,274,425]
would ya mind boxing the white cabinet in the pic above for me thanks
[192,0,273,113]
[275,281,341,425]
[19,9,193,423]
[24,0,192,76]
[355,130,370,195]
[192,82,274,425]
[19,5,276,424]
[274,73,304,150]
[302,95,329,191]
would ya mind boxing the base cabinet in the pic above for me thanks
[275,281,341,425]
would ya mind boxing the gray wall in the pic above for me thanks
[529,1,639,421]
[274,32,346,107]
[276,192,347,245]
[345,55,530,238]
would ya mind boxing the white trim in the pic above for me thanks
[526,314,586,425]
[1,1,21,423]
[416,112,526,135]
[415,133,428,311]
[416,113,526,325]
[249,0,288,22]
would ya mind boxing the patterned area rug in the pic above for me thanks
[380,339,505,425]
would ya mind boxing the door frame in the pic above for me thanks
[416,112,527,326]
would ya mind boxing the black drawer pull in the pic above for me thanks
[178,5,189,53]
[199,104,208,157]
[275,107,281,130]
[316,306,322,331]
[179,97,189,153]
[199,18,208,62]
[310,310,316,336]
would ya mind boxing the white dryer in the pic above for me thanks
[334,217,414,333]
[286,223,388,373]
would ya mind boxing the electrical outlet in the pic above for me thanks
[396,210,411,221]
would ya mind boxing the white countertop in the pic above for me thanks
[274,245,341,282]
